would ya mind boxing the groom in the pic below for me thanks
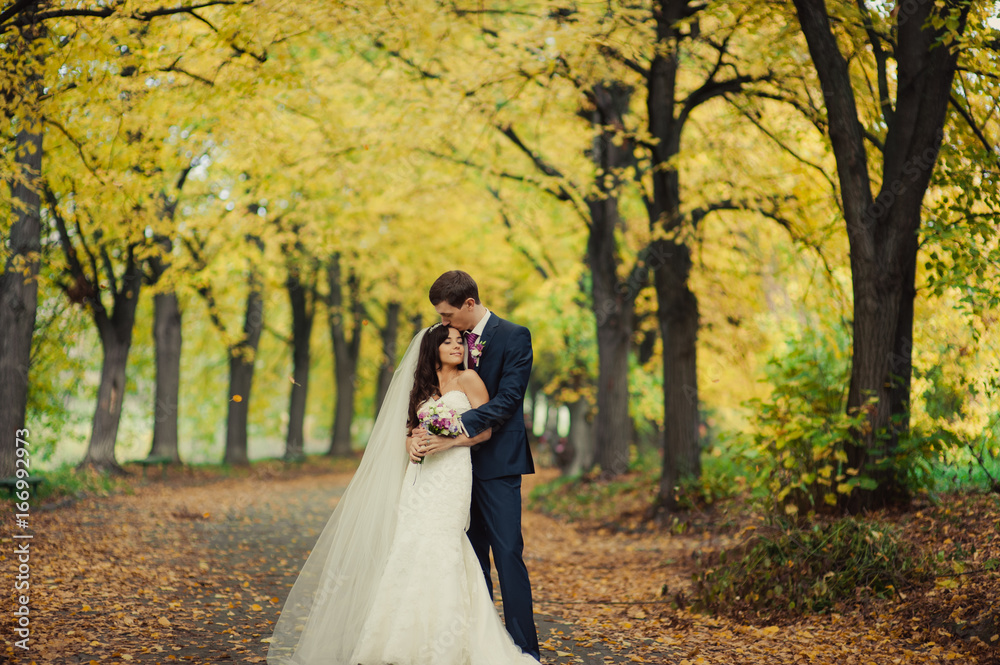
[415,270,540,660]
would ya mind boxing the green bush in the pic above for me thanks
[744,324,952,514]
[693,517,929,616]
[745,325,871,515]
[674,436,763,510]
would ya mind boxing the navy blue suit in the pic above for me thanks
[460,314,539,659]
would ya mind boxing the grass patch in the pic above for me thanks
[527,448,660,523]
[928,445,1000,494]
[527,466,659,524]
[24,464,133,502]
[21,453,363,505]
[527,444,757,525]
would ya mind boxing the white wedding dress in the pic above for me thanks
[266,338,538,665]
[350,390,537,665]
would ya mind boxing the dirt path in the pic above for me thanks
[1,464,988,664]
[1,465,624,664]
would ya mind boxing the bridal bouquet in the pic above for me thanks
[416,403,462,463]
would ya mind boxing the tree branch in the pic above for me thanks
[98,240,119,296]
[7,1,249,28]
[677,73,762,131]
[160,56,215,86]
[956,66,999,81]
[486,185,553,281]
[0,0,41,26]
[447,4,542,19]
[686,194,848,304]
[423,146,590,225]
[689,199,743,227]
[756,204,845,302]
[371,38,441,79]
[949,93,1000,170]
[494,124,590,224]
[75,217,102,295]
[855,0,894,127]
[43,188,79,280]
[497,123,566,181]
[13,7,114,23]
[727,96,840,199]
[598,43,649,78]
[228,39,266,64]
[750,88,884,152]
[43,118,104,181]
[181,235,229,334]
[133,1,246,20]
[42,183,104,315]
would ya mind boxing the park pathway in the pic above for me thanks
[3,462,983,664]
[3,463,664,664]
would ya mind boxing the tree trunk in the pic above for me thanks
[654,240,701,508]
[586,81,636,477]
[374,300,401,419]
[327,254,363,456]
[79,261,143,474]
[843,197,924,510]
[0,103,42,479]
[147,171,190,464]
[82,332,131,473]
[564,398,595,477]
[888,241,918,440]
[224,285,263,466]
[592,307,632,475]
[791,0,968,511]
[149,289,182,462]
[285,269,315,462]
[645,1,706,510]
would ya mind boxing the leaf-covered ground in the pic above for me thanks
[1,460,997,664]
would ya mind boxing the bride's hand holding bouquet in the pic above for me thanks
[410,402,463,463]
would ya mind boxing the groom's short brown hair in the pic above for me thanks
[429,270,481,308]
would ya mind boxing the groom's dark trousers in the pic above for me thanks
[460,315,539,660]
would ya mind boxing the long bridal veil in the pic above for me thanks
[266,328,428,665]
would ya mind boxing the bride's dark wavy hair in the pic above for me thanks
[407,324,464,432]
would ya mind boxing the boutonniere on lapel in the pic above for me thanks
[468,339,485,368]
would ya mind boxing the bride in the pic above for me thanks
[266,324,538,665]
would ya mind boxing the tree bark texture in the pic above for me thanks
[327,254,363,456]
[149,289,182,462]
[374,300,401,420]
[79,255,143,474]
[285,267,316,461]
[586,81,637,477]
[224,283,263,466]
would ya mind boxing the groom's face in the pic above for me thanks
[434,299,476,331]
